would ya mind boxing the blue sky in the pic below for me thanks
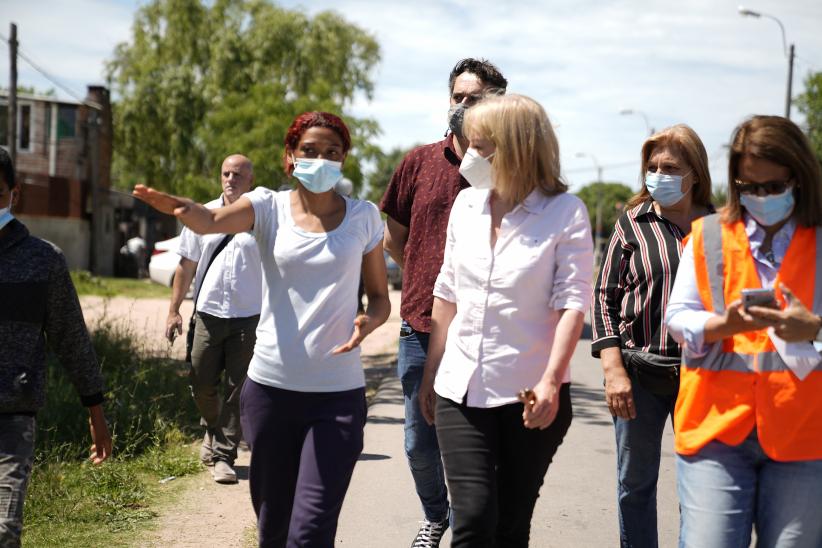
[2,0,821,192]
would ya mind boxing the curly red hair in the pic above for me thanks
[283,112,352,175]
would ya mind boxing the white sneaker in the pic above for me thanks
[211,460,237,484]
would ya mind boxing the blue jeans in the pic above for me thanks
[398,320,449,522]
[678,429,822,548]
[0,414,35,547]
[613,366,676,548]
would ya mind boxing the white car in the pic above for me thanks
[149,236,184,288]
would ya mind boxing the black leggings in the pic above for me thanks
[435,384,572,547]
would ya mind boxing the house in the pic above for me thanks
[1,86,116,273]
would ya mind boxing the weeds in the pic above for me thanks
[70,270,171,299]
[22,318,202,547]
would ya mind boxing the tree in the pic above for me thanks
[575,182,634,239]
[365,146,414,205]
[107,0,380,201]
[796,71,822,166]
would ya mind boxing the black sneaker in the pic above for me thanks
[411,517,449,548]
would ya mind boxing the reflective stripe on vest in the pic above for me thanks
[675,215,822,461]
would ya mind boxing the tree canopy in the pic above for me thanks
[796,71,822,166]
[364,145,415,205]
[575,182,635,238]
[107,0,381,201]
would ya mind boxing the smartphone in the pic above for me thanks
[741,288,777,309]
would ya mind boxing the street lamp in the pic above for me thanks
[575,152,602,183]
[576,152,605,265]
[738,5,795,119]
[619,108,654,136]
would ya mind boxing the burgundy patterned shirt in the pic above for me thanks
[380,135,469,333]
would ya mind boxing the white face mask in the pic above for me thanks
[459,148,496,190]
[291,156,343,194]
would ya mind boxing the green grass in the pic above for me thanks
[23,436,201,547]
[22,319,203,547]
[71,270,171,299]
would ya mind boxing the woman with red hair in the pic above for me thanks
[134,111,390,546]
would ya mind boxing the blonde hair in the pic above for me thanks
[463,94,566,204]
[627,124,712,209]
[723,115,822,226]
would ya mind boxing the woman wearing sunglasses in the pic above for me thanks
[666,115,822,547]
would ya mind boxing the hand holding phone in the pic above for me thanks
[741,288,777,310]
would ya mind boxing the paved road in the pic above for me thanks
[337,329,679,547]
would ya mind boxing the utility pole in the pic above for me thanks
[8,23,18,164]
[786,43,795,119]
[89,109,102,274]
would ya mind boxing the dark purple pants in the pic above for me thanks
[240,379,366,548]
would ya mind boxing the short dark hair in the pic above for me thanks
[0,147,15,190]
[448,58,507,95]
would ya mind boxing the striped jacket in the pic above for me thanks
[591,201,687,359]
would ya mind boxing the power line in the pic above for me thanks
[565,160,637,174]
[0,31,101,109]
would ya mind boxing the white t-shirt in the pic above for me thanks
[245,187,383,392]
[177,196,263,319]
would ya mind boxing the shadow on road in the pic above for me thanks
[358,453,391,461]
[570,383,613,427]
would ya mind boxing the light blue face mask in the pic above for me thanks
[645,172,688,207]
[740,187,795,227]
[0,204,13,231]
[292,157,343,194]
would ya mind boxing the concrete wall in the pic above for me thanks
[17,214,90,271]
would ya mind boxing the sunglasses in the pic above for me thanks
[733,179,793,196]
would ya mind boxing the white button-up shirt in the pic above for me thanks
[177,196,263,319]
[433,188,593,408]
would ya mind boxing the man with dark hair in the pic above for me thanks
[380,58,507,548]
[165,154,262,484]
[0,148,111,545]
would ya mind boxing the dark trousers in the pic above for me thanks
[435,384,572,548]
[240,379,366,548]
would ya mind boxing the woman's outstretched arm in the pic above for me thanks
[132,184,255,235]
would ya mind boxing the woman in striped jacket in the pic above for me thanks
[591,125,713,548]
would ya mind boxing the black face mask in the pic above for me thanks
[447,103,467,139]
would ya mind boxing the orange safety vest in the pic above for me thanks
[674,214,822,461]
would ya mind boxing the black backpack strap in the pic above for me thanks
[192,233,234,307]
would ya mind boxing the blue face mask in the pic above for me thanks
[645,172,688,207]
[292,157,343,194]
[0,204,13,231]
[740,187,795,227]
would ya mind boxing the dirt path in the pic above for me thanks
[80,291,402,547]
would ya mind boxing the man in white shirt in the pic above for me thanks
[165,154,262,484]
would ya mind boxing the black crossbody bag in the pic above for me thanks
[621,349,681,396]
[185,234,234,362]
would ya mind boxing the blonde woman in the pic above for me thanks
[418,94,593,547]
